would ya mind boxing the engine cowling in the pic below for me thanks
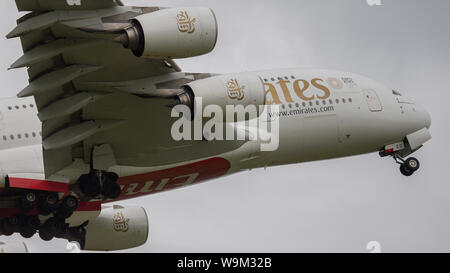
[119,7,218,59]
[83,205,149,251]
[177,73,266,120]
[0,242,28,253]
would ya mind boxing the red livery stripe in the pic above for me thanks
[77,201,101,211]
[8,177,70,193]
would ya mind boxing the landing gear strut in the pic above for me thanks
[394,155,420,176]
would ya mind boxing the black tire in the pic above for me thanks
[2,215,20,236]
[0,219,4,235]
[39,192,60,210]
[61,195,79,211]
[23,192,38,205]
[103,182,121,199]
[55,207,74,220]
[19,226,36,238]
[39,217,63,241]
[404,157,420,172]
[400,164,414,176]
[18,192,38,213]
[79,174,101,197]
[37,203,53,216]
[103,172,119,183]
[26,215,41,229]
[18,201,34,213]
[38,227,54,241]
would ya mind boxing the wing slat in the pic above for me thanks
[18,65,102,97]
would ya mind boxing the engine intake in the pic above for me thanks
[116,7,218,59]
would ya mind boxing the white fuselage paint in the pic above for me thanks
[0,69,431,190]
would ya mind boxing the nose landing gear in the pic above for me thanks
[394,155,420,176]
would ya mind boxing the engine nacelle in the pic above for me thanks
[83,205,149,251]
[177,73,266,120]
[120,7,218,59]
[0,242,28,253]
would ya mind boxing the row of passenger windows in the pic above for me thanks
[263,76,296,82]
[3,131,41,141]
[7,104,35,110]
[280,98,353,109]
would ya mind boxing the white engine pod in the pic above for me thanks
[84,205,149,251]
[185,73,266,119]
[133,7,218,59]
[0,242,28,253]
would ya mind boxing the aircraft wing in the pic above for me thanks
[7,1,228,178]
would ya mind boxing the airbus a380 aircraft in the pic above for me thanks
[0,0,431,252]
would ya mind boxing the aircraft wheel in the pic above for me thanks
[39,217,63,241]
[18,192,37,213]
[79,174,101,197]
[37,204,53,216]
[37,192,60,216]
[0,219,4,235]
[102,182,121,199]
[19,215,40,238]
[2,215,20,236]
[404,157,420,172]
[56,196,79,219]
[400,164,414,177]
[62,195,79,212]
[19,225,36,239]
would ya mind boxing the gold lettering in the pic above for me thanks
[276,79,295,103]
[293,79,314,101]
[311,78,331,99]
[264,83,282,105]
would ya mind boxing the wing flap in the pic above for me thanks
[18,65,102,97]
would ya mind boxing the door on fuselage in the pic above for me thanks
[363,89,383,112]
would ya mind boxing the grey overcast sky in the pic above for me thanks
[0,0,449,253]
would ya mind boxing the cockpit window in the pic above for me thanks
[392,90,402,96]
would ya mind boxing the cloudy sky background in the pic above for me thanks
[0,0,449,252]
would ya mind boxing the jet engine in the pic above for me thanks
[0,242,28,253]
[117,7,218,59]
[83,205,149,251]
[175,73,266,120]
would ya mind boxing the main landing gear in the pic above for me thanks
[0,191,82,242]
[394,155,420,177]
[76,171,121,200]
